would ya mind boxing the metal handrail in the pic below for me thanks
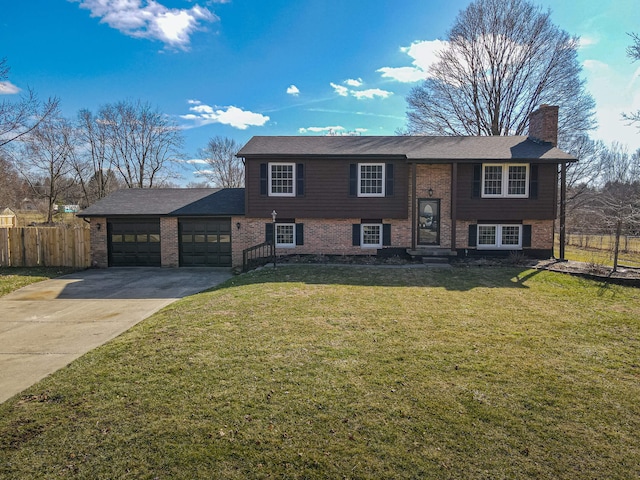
[242,241,274,271]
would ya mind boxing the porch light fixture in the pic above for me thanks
[428,188,434,197]
[236,222,241,230]
[96,222,102,231]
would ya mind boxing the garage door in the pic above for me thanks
[179,218,232,267]
[108,219,161,267]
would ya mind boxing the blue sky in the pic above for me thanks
[1,0,639,184]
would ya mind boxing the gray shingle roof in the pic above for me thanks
[237,135,576,162]
[78,188,245,217]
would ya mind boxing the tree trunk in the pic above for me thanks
[612,220,622,272]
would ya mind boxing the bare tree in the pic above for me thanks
[405,0,596,144]
[194,136,244,188]
[98,100,183,188]
[0,58,59,151]
[623,33,640,126]
[0,154,29,208]
[72,108,120,206]
[563,135,606,211]
[580,144,640,271]
[20,109,76,223]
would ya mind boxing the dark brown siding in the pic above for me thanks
[456,163,557,220]
[245,157,409,219]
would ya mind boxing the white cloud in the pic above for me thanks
[352,88,392,100]
[377,39,448,83]
[299,126,345,134]
[186,158,209,165]
[579,36,598,48]
[181,101,270,130]
[330,82,349,97]
[345,78,363,87]
[71,0,217,50]
[0,81,20,95]
[330,80,392,100]
[286,85,300,96]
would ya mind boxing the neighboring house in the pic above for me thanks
[0,208,17,228]
[79,105,575,268]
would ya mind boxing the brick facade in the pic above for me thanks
[160,217,179,267]
[89,217,108,268]
[232,217,412,267]
[414,164,452,248]
[456,219,554,254]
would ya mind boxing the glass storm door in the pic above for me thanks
[418,199,440,246]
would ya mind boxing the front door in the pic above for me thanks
[418,199,440,246]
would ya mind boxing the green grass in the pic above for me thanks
[0,267,81,297]
[1,266,639,479]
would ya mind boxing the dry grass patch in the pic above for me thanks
[0,266,638,479]
[0,267,80,297]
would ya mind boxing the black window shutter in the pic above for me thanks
[522,225,532,248]
[468,224,477,247]
[382,224,391,246]
[296,223,304,245]
[352,224,361,246]
[296,163,304,196]
[529,164,538,199]
[385,164,394,196]
[265,223,273,243]
[260,163,268,195]
[349,164,358,196]
[472,164,482,198]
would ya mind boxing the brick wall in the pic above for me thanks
[232,217,412,268]
[160,217,179,267]
[528,105,559,146]
[456,219,555,251]
[89,217,108,268]
[414,164,452,248]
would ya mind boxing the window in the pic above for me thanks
[477,224,522,249]
[358,163,385,197]
[276,223,295,247]
[361,224,382,248]
[482,164,529,198]
[269,163,295,196]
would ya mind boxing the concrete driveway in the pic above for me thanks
[0,267,232,403]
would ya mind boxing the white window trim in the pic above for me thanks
[358,163,385,197]
[481,164,529,198]
[275,223,296,248]
[269,162,295,197]
[477,224,523,250]
[361,223,383,249]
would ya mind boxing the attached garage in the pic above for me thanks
[179,218,232,267]
[108,219,161,267]
[78,188,245,268]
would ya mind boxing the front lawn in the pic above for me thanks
[1,266,638,479]
[0,267,80,297]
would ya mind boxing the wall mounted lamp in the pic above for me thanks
[96,222,102,231]
[236,222,241,230]
[428,188,434,197]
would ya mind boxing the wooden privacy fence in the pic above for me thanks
[0,226,90,268]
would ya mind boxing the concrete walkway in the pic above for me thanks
[0,267,232,403]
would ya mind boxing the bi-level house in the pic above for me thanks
[79,105,575,268]
[235,105,575,263]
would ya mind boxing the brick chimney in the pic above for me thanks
[528,105,559,146]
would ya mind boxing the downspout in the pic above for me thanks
[559,162,567,261]
[411,162,417,251]
[451,162,458,254]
